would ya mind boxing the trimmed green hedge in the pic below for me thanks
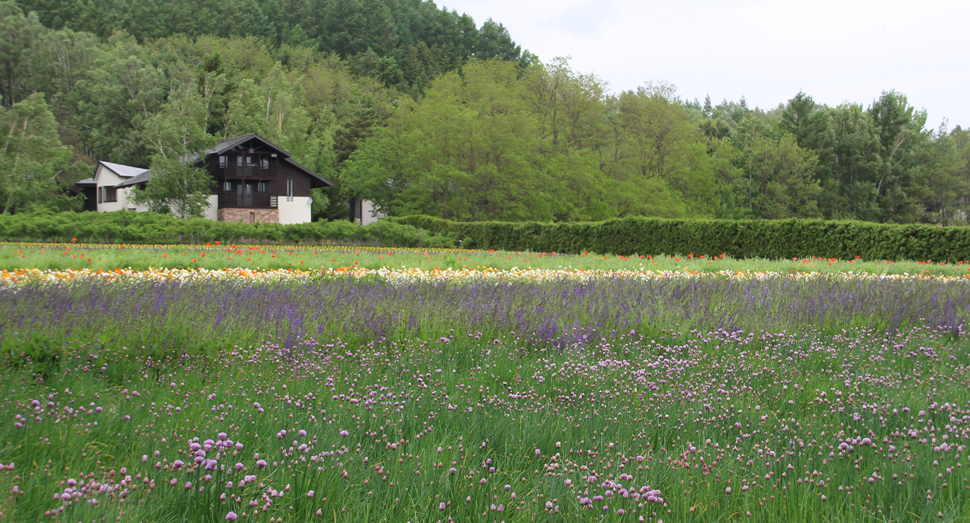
[387,215,970,262]
[0,211,457,248]
[4,212,968,261]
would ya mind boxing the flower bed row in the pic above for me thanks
[3,266,969,287]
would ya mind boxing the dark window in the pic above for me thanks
[258,182,266,192]
[286,179,294,202]
[261,158,269,170]
[224,181,232,191]
[101,186,117,203]
[219,156,227,168]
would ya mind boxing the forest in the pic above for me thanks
[1,0,968,224]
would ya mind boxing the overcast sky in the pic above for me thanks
[440,0,969,130]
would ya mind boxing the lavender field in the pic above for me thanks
[2,269,970,522]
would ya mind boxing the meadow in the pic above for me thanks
[3,242,970,277]
[1,242,969,522]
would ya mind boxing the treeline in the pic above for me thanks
[2,0,968,227]
[0,0,522,218]
[9,0,524,95]
[345,59,970,225]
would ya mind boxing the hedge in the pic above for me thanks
[386,215,970,262]
[4,212,969,262]
[0,211,457,248]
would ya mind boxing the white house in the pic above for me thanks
[73,161,152,214]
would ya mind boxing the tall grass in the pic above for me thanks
[1,327,968,522]
[1,276,968,358]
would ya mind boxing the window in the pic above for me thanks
[219,155,227,168]
[261,158,269,170]
[100,186,117,203]
[257,182,266,192]
[286,179,294,202]
[224,181,232,191]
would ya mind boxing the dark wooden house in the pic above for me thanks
[110,134,331,224]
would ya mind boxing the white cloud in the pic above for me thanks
[438,0,970,127]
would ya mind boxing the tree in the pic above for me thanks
[809,104,882,220]
[130,80,215,218]
[913,123,969,225]
[779,91,821,147]
[74,31,165,165]
[0,92,79,213]
[867,90,928,222]
[344,59,552,221]
[744,134,820,219]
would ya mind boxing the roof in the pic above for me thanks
[74,177,96,186]
[100,161,149,178]
[115,170,152,189]
[90,135,331,189]
[284,158,331,187]
[204,133,292,158]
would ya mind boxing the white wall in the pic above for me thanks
[278,197,312,224]
[360,199,385,225]
[95,164,218,219]
[95,165,150,213]
[203,195,219,221]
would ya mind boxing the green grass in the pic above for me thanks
[1,241,969,522]
[2,241,970,277]
[1,328,968,522]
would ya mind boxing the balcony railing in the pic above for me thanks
[218,163,278,177]
[217,193,278,209]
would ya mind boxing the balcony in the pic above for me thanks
[218,163,278,177]
[218,193,278,209]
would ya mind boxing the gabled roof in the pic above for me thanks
[203,133,292,158]
[100,161,149,179]
[115,170,152,189]
[85,135,332,190]
[75,177,96,186]
[284,158,331,188]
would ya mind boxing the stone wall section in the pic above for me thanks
[217,208,279,223]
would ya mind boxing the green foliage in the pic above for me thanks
[3,0,968,227]
[12,0,524,94]
[389,214,970,262]
[345,59,718,222]
[0,92,82,214]
[0,210,457,247]
[130,77,217,218]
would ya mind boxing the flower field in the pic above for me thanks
[1,243,969,522]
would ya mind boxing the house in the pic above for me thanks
[78,134,332,224]
[75,161,152,214]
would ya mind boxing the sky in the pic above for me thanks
[440,0,970,130]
